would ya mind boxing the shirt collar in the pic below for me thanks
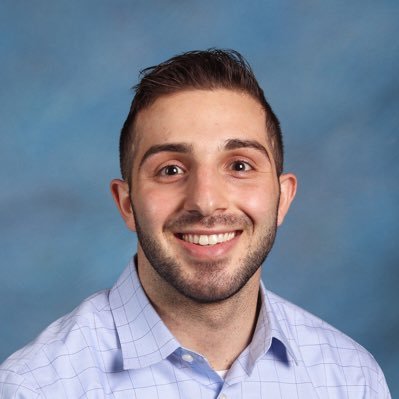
[110,258,298,371]
[248,281,298,367]
[109,258,180,370]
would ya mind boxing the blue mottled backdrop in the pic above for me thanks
[0,0,398,395]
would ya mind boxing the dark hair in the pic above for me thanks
[119,49,284,183]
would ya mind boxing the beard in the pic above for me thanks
[133,207,278,304]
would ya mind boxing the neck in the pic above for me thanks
[137,255,262,371]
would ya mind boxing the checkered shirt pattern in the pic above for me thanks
[0,259,391,398]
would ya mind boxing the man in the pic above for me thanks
[0,49,391,398]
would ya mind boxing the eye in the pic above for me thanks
[230,160,253,172]
[159,164,185,176]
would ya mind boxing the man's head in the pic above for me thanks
[119,49,284,186]
[111,49,296,304]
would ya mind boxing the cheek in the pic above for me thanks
[133,185,183,227]
[233,182,279,221]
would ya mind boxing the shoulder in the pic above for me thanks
[0,289,116,396]
[266,290,391,397]
[267,290,375,364]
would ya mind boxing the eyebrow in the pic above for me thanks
[138,138,270,169]
[139,143,193,168]
[224,139,270,160]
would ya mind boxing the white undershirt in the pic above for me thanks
[215,369,228,379]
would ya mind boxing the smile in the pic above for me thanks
[180,232,237,246]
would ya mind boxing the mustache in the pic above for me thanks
[165,211,252,230]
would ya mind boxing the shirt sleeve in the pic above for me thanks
[0,370,41,399]
[377,366,392,399]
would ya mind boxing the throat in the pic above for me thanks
[158,285,262,371]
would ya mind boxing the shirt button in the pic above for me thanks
[182,353,194,363]
[220,394,228,399]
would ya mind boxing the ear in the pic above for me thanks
[277,173,297,226]
[110,179,137,232]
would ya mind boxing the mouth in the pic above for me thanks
[176,231,240,246]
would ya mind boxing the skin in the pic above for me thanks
[111,89,297,370]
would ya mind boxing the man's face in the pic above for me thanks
[127,89,292,303]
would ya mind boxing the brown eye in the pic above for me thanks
[159,165,184,176]
[231,161,252,172]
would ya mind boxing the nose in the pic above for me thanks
[183,168,229,216]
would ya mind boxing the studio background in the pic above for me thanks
[1,1,398,395]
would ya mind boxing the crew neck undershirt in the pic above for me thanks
[215,369,228,379]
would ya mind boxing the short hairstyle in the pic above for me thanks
[119,49,284,183]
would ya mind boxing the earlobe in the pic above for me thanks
[277,173,297,226]
[110,179,137,232]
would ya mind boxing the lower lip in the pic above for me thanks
[176,232,241,260]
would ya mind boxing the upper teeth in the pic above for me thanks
[182,232,236,246]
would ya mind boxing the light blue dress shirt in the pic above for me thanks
[0,258,391,398]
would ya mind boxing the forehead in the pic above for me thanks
[133,89,268,153]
